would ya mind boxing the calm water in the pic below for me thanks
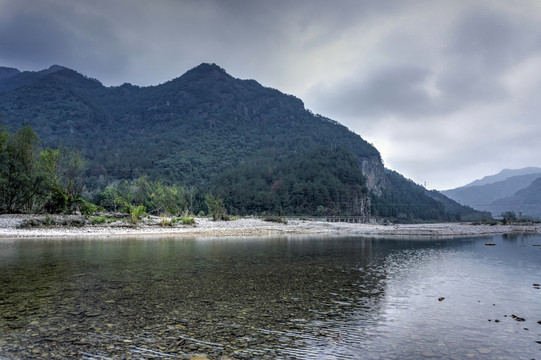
[0,234,540,359]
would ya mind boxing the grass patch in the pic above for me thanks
[181,216,196,225]
[91,215,107,225]
[90,215,118,225]
[160,216,173,227]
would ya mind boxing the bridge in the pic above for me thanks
[323,216,379,224]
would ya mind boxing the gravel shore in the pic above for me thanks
[1,214,540,239]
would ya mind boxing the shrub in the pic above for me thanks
[123,203,147,224]
[160,216,173,227]
[205,194,229,221]
[42,214,54,226]
[91,215,107,225]
[79,199,99,216]
[131,205,146,224]
[181,216,196,225]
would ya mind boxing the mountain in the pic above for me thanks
[442,173,541,209]
[461,167,541,188]
[424,189,491,222]
[442,168,541,218]
[0,65,68,91]
[0,63,483,220]
[490,178,541,219]
[0,67,20,80]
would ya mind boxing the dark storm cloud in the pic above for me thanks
[0,10,68,62]
[0,0,133,82]
[1,0,404,85]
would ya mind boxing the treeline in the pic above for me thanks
[0,125,221,217]
[0,125,230,219]
[0,125,85,214]
[2,125,481,222]
[1,125,371,219]
[91,147,372,218]
[92,176,207,216]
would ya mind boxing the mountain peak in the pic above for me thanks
[179,63,231,82]
[191,63,227,74]
[0,66,21,80]
[47,64,67,72]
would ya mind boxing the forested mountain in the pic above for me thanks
[0,63,484,220]
[0,67,20,80]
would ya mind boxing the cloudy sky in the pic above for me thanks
[1,0,541,190]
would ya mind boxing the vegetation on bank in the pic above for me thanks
[1,124,490,223]
[0,125,85,214]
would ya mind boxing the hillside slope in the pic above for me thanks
[442,173,541,211]
[0,63,481,220]
[490,178,541,219]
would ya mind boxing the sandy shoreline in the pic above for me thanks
[1,214,540,239]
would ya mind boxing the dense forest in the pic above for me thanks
[214,146,370,216]
[0,63,489,221]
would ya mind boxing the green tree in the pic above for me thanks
[97,185,125,212]
[39,147,87,213]
[0,126,46,213]
[40,148,67,213]
[61,148,86,200]
[205,193,229,221]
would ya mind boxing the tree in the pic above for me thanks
[0,126,46,213]
[61,148,86,200]
[205,193,229,221]
[97,185,125,212]
[38,147,87,213]
[501,211,517,224]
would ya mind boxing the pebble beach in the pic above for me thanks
[1,214,540,239]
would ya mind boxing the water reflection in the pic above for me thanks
[0,235,540,359]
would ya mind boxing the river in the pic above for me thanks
[1,234,540,359]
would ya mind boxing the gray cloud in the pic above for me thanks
[0,0,540,189]
[0,0,132,82]
[310,3,541,120]
[312,66,435,118]
[436,6,541,107]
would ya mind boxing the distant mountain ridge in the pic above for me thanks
[0,63,485,220]
[461,167,541,188]
[490,178,541,219]
[443,168,541,219]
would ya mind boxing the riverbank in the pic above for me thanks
[1,214,540,239]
